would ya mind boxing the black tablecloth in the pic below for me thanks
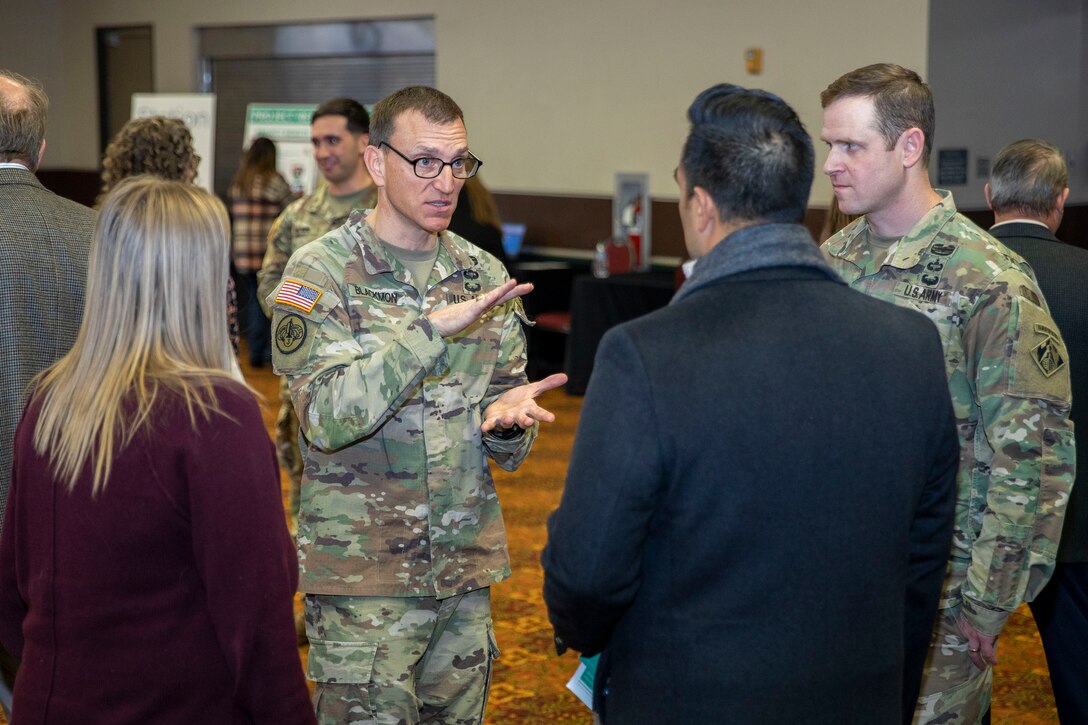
[565,271,677,395]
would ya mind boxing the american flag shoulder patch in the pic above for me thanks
[275,278,323,313]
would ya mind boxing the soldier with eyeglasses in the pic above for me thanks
[268,86,566,724]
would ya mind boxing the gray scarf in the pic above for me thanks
[673,223,843,305]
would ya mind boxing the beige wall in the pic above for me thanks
[7,0,929,203]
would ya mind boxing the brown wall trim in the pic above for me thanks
[495,191,828,260]
[36,169,101,209]
[34,171,1088,257]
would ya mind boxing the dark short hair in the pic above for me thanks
[820,63,934,166]
[312,98,370,136]
[989,139,1068,217]
[368,86,463,148]
[680,84,814,225]
[0,69,48,168]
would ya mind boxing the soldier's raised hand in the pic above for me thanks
[428,279,532,337]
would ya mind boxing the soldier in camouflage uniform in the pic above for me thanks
[258,98,377,521]
[819,64,1075,724]
[269,86,566,724]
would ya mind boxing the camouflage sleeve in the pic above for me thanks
[960,270,1075,636]
[270,253,448,452]
[257,212,292,317]
[481,296,537,471]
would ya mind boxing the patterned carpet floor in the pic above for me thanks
[0,358,1058,723]
[476,389,1060,725]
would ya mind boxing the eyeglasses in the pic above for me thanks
[379,141,482,179]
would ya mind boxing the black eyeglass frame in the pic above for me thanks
[379,141,482,179]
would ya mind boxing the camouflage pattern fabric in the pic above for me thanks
[269,209,535,598]
[276,394,304,517]
[258,183,377,513]
[914,607,992,724]
[822,190,1075,722]
[305,588,497,725]
[258,183,378,314]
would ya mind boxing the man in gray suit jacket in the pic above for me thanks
[986,138,1087,723]
[0,68,95,716]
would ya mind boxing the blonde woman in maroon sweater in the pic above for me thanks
[0,177,314,724]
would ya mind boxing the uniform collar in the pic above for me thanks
[826,189,958,270]
[348,209,478,281]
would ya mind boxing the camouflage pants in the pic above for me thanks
[276,377,304,518]
[912,607,992,724]
[305,588,499,725]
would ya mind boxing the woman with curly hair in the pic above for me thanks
[99,116,240,355]
[98,116,200,204]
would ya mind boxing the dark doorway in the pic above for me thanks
[96,26,154,157]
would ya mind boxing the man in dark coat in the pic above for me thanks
[541,84,959,725]
[985,138,1087,723]
[0,69,95,716]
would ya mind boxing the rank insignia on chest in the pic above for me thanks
[463,267,482,294]
[275,279,323,313]
[1032,323,1067,378]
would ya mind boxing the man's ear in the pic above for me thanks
[984,183,993,210]
[1056,187,1070,213]
[33,139,46,171]
[691,185,717,236]
[364,144,385,187]
[900,127,926,169]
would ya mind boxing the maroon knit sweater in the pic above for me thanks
[0,381,315,724]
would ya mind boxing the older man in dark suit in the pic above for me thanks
[0,69,95,715]
[542,84,959,725]
[985,138,1087,723]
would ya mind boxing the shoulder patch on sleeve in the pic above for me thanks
[1010,298,1071,404]
[1019,285,1041,307]
[274,313,308,355]
[275,278,323,313]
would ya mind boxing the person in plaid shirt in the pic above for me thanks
[230,137,293,366]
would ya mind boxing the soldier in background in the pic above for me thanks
[819,64,1075,724]
[985,139,1088,724]
[258,98,376,524]
[269,86,565,723]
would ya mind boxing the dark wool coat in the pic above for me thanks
[543,223,958,725]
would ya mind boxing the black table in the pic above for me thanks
[513,260,578,378]
[565,270,677,395]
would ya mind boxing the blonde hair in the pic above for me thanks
[33,176,239,493]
